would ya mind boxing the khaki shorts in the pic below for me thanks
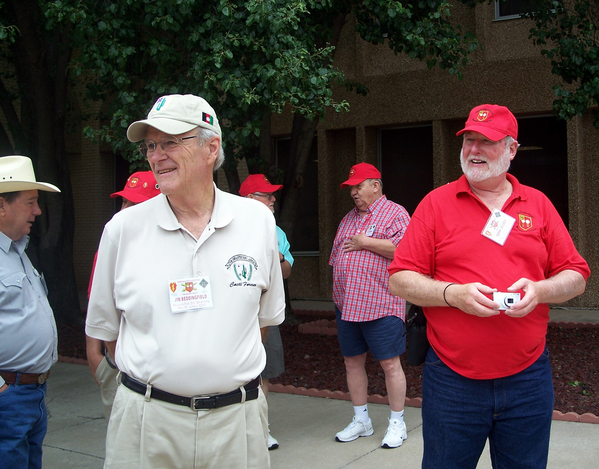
[262,326,285,380]
[104,383,270,469]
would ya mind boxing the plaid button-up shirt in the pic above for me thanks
[329,195,410,322]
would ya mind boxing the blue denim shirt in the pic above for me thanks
[0,231,57,386]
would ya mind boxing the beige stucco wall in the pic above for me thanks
[281,4,598,308]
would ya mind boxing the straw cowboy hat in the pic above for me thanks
[0,155,60,193]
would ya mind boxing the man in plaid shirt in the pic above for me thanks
[329,162,411,449]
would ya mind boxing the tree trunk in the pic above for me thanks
[277,114,319,243]
[276,10,346,240]
[222,165,241,195]
[6,0,81,324]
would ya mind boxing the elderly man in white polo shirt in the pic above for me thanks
[86,94,285,468]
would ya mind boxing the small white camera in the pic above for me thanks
[493,292,521,310]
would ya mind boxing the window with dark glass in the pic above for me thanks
[275,136,319,252]
[509,116,568,225]
[379,126,434,216]
[495,0,561,19]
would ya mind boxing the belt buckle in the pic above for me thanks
[37,372,49,385]
[190,395,212,411]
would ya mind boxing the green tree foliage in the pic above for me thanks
[467,0,599,127]
[58,1,480,173]
[0,0,483,322]
[59,1,350,169]
[525,0,599,128]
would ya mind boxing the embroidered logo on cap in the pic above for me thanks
[154,97,167,111]
[348,168,355,177]
[477,109,492,122]
[128,177,139,188]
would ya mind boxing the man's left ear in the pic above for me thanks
[207,136,220,162]
[510,140,519,159]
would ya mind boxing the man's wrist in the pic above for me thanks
[280,257,285,263]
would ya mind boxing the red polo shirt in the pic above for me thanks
[389,174,590,379]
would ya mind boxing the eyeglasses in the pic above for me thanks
[252,193,275,200]
[138,135,200,157]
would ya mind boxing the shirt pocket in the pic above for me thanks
[35,269,49,296]
[1,271,32,310]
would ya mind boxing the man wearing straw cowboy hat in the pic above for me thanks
[0,155,60,468]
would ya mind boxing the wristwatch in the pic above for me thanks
[280,257,285,263]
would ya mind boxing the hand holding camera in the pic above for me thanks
[493,292,521,310]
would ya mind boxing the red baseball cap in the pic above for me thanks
[340,162,381,188]
[456,104,518,141]
[239,174,283,197]
[110,170,160,203]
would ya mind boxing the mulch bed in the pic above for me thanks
[58,314,599,416]
[270,317,599,417]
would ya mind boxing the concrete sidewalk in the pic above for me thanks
[43,360,599,468]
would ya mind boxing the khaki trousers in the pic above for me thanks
[104,383,270,469]
[94,356,119,420]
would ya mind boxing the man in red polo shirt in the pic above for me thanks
[389,104,590,468]
[330,162,411,449]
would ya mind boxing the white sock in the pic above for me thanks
[353,405,369,422]
[390,410,404,421]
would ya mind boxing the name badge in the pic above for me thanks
[482,209,515,246]
[168,276,214,313]
[365,224,376,237]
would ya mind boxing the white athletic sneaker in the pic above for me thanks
[381,418,407,448]
[268,432,279,450]
[335,416,374,442]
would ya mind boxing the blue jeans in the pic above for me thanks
[422,347,554,469]
[0,379,47,469]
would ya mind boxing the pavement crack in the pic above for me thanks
[42,444,104,460]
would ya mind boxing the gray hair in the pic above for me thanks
[368,178,383,191]
[196,127,225,171]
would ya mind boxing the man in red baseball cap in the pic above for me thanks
[389,104,589,468]
[86,170,160,420]
[239,173,291,450]
[330,162,411,449]
[239,174,283,215]
[109,170,161,209]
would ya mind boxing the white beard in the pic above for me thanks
[460,145,512,182]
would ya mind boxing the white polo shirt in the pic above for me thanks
[86,185,285,396]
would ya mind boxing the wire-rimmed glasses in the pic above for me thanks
[138,135,199,157]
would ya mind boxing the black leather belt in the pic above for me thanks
[121,373,260,411]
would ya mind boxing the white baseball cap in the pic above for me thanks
[127,94,222,142]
